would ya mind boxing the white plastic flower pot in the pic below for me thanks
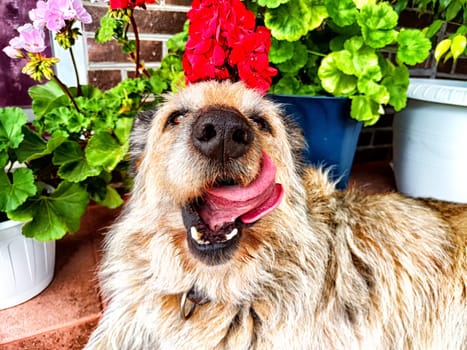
[0,220,55,310]
[393,78,467,203]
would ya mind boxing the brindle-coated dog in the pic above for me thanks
[85,81,467,350]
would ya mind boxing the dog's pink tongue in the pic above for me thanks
[199,153,284,231]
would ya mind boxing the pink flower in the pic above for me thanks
[2,45,23,59]
[29,0,48,28]
[29,0,92,32]
[17,24,47,53]
[72,0,92,24]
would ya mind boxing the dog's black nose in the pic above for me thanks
[191,107,254,161]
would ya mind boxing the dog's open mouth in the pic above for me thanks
[182,153,284,265]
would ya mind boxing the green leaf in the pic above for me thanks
[85,132,127,172]
[396,29,431,65]
[96,12,118,43]
[93,185,124,209]
[423,19,444,39]
[357,3,398,48]
[114,117,133,145]
[29,81,67,118]
[326,0,357,27]
[9,182,89,240]
[16,129,67,162]
[0,168,37,212]
[275,42,308,73]
[435,38,452,62]
[318,52,357,96]
[350,95,381,126]
[0,107,27,152]
[255,0,290,8]
[167,21,188,52]
[269,38,296,64]
[451,34,467,61]
[357,76,389,105]
[270,75,301,94]
[381,62,409,111]
[265,0,326,41]
[445,0,463,21]
[53,141,101,182]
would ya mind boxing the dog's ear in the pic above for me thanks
[129,109,155,175]
[281,114,307,177]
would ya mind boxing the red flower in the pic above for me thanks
[110,0,155,10]
[183,0,276,94]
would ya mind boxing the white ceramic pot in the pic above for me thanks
[393,78,467,203]
[0,220,55,310]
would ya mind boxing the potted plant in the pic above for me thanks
[180,0,432,187]
[243,0,432,187]
[392,0,467,203]
[0,0,181,309]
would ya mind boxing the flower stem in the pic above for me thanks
[129,12,141,78]
[69,46,82,96]
[307,50,326,57]
[52,74,80,113]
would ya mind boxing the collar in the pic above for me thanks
[180,287,210,320]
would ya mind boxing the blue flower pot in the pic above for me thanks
[269,94,362,189]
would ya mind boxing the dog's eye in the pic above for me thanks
[166,111,186,127]
[250,115,271,133]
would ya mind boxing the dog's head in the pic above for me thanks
[130,81,306,269]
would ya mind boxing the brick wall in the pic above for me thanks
[83,0,190,90]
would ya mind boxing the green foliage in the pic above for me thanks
[397,0,467,62]
[248,0,434,125]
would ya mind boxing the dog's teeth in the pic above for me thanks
[190,226,209,245]
[190,226,202,241]
[225,228,238,241]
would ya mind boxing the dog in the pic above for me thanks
[85,81,467,349]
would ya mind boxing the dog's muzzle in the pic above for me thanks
[182,153,284,265]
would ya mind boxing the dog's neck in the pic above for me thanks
[180,287,210,320]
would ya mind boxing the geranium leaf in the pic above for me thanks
[16,129,68,162]
[53,141,101,182]
[93,185,124,209]
[269,38,295,64]
[350,95,381,126]
[0,107,27,152]
[396,29,431,65]
[0,168,37,212]
[381,62,409,111]
[270,74,301,94]
[29,81,67,118]
[275,42,308,73]
[9,181,89,240]
[255,0,290,9]
[326,0,357,27]
[114,117,134,145]
[318,53,357,96]
[85,132,127,172]
[264,0,314,41]
[357,3,398,48]
[357,77,389,105]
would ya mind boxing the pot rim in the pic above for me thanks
[408,78,467,107]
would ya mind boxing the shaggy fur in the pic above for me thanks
[85,81,467,350]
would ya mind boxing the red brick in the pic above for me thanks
[88,70,123,91]
[87,38,163,64]
[84,6,187,35]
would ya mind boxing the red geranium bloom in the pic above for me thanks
[183,0,276,94]
[110,0,155,10]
